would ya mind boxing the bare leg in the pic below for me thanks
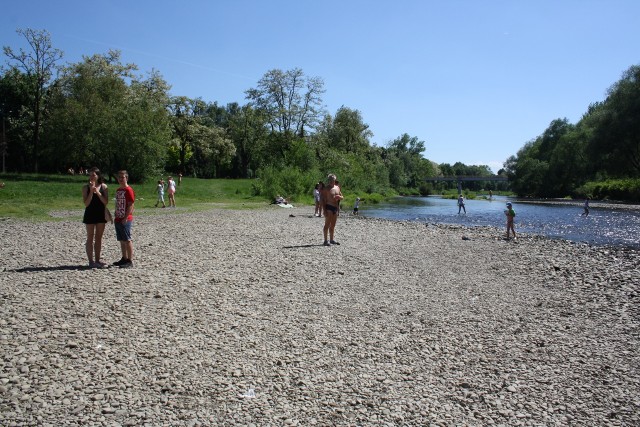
[329,213,338,241]
[94,223,106,262]
[120,240,133,261]
[323,215,330,242]
[85,224,96,263]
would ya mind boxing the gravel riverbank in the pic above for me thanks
[1,206,639,426]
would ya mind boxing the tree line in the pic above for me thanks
[0,29,506,200]
[2,29,636,201]
[504,65,640,201]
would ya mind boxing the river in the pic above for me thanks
[359,195,640,248]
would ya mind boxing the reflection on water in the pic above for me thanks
[360,196,640,248]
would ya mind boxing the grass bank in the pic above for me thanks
[0,174,266,221]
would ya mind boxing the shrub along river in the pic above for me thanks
[360,195,640,248]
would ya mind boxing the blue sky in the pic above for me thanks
[2,1,639,172]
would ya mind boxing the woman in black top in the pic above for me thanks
[83,167,109,268]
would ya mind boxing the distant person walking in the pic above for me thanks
[321,174,343,246]
[458,195,466,214]
[317,182,325,217]
[167,176,176,207]
[505,202,516,240]
[155,180,166,208]
[581,197,590,217]
[82,167,109,268]
[113,170,135,268]
[313,183,322,217]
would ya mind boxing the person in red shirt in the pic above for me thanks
[113,170,135,268]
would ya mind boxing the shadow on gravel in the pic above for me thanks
[10,265,91,273]
[282,244,327,249]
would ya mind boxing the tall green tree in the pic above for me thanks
[588,65,640,177]
[3,28,63,172]
[167,96,235,178]
[386,133,434,189]
[326,106,373,153]
[44,50,171,181]
[245,68,325,138]
[0,68,34,171]
[217,103,267,178]
[504,119,572,197]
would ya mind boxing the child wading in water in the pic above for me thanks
[353,197,361,215]
[505,202,516,240]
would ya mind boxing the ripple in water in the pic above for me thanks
[361,196,640,248]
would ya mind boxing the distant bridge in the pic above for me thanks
[425,175,509,194]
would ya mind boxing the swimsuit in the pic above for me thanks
[325,204,338,214]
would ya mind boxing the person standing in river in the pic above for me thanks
[458,195,466,214]
[321,174,343,246]
[582,197,590,217]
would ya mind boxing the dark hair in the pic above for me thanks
[89,167,104,184]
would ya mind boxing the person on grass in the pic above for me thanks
[113,170,135,268]
[321,174,343,246]
[82,167,109,268]
[167,176,177,207]
[155,180,166,208]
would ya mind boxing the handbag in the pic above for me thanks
[105,206,113,224]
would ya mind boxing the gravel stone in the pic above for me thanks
[1,206,638,425]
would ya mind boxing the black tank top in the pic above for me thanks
[83,185,107,224]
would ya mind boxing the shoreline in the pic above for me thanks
[1,207,638,425]
[509,198,640,211]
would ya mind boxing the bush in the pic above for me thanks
[252,166,320,201]
[418,183,433,196]
[576,178,640,202]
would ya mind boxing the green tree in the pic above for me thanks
[546,124,587,196]
[385,133,434,189]
[223,103,268,178]
[326,106,373,153]
[168,96,236,178]
[44,50,171,181]
[0,68,35,171]
[588,65,640,177]
[504,119,572,197]
[3,28,63,172]
[245,68,325,138]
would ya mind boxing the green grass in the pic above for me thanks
[0,173,268,221]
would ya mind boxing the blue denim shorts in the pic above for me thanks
[115,220,133,241]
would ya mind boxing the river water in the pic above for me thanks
[360,195,640,248]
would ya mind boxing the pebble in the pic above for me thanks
[0,207,638,425]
